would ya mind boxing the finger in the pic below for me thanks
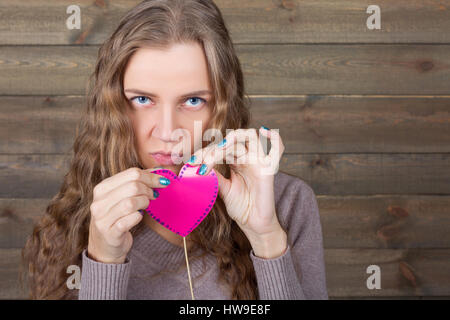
[187,140,217,167]
[189,128,250,166]
[233,142,247,158]
[93,167,170,201]
[194,135,247,175]
[258,126,271,156]
[258,127,285,175]
[234,146,251,165]
[209,128,268,174]
[110,211,144,239]
[221,141,247,168]
[195,145,217,175]
[187,135,228,174]
[100,194,151,229]
[224,129,259,154]
[224,129,263,166]
[127,169,172,191]
[147,166,165,171]
[260,127,284,162]
[93,180,158,220]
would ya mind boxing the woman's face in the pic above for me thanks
[124,42,213,174]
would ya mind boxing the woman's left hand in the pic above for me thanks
[188,127,288,259]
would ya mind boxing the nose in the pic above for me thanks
[152,103,178,142]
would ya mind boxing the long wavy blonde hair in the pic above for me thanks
[21,0,257,299]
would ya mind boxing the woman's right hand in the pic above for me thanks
[87,167,170,264]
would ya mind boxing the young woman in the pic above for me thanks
[22,0,328,300]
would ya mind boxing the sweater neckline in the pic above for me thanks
[131,221,216,280]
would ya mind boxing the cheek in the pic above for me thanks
[132,118,155,144]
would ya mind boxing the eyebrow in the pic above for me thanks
[124,88,212,98]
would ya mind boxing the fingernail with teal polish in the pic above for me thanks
[188,155,196,163]
[197,164,207,175]
[153,190,159,198]
[159,177,171,185]
[218,138,227,147]
[261,125,270,130]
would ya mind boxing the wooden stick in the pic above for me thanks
[183,236,195,300]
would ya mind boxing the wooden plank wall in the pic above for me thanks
[0,0,449,299]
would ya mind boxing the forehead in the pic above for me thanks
[123,42,211,91]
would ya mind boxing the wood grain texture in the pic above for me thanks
[1,45,450,95]
[0,96,83,154]
[0,0,449,45]
[3,248,449,299]
[0,249,27,299]
[1,195,449,249]
[0,198,49,248]
[0,0,449,300]
[232,95,450,152]
[317,195,450,249]
[0,46,97,96]
[280,154,450,195]
[325,248,450,297]
[1,95,449,154]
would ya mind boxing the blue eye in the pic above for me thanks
[131,96,151,106]
[185,97,206,108]
[129,96,206,109]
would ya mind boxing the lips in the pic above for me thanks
[150,152,182,165]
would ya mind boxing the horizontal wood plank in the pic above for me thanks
[1,95,450,154]
[0,46,96,96]
[0,249,28,299]
[0,96,83,154]
[317,195,450,249]
[1,0,449,45]
[3,248,449,299]
[0,199,49,249]
[281,153,450,195]
[1,45,450,95]
[1,154,449,198]
[250,96,450,153]
[325,248,450,297]
[2,195,449,249]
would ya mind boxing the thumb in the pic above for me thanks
[215,169,231,200]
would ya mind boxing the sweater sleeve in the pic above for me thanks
[78,249,131,300]
[249,181,328,300]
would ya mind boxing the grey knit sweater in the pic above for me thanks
[78,171,328,300]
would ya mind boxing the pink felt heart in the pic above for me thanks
[143,163,219,237]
